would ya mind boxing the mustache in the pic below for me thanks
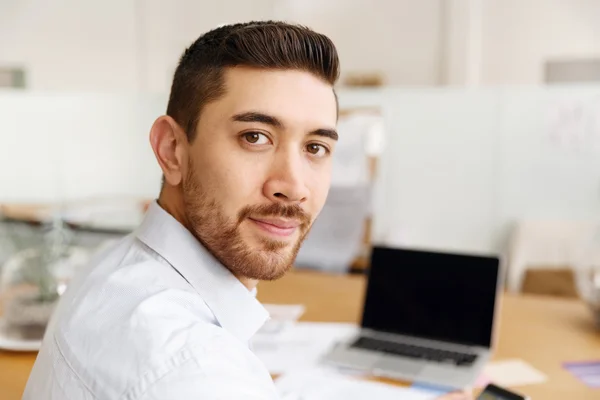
[238,203,311,227]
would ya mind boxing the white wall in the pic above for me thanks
[4,0,600,89]
[0,0,275,92]
[481,0,600,85]
[0,0,138,91]
[0,0,442,90]
[140,0,276,92]
[274,0,443,86]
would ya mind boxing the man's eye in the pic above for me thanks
[243,132,270,145]
[306,143,328,157]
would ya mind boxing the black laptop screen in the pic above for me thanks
[361,247,500,347]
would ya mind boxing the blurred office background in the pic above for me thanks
[2,0,600,307]
[3,2,600,399]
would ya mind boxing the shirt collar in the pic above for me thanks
[134,201,269,343]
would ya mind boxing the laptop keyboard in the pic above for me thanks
[350,336,478,366]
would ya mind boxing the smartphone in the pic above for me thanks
[477,384,530,400]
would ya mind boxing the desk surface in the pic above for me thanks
[258,271,600,399]
[1,270,600,399]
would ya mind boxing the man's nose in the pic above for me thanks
[262,151,309,204]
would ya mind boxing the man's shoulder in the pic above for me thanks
[43,237,234,398]
[56,272,223,362]
[55,236,220,346]
[30,236,276,399]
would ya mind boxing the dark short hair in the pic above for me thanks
[166,21,340,141]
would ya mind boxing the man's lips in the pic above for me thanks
[248,217,301,237]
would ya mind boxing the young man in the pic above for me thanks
[24,22,470,399]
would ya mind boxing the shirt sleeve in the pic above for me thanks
[137,356,278,400]
[135,344,279,400]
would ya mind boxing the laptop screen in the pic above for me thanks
[361,246,500,347]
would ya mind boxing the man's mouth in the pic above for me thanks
[248,217,301,237]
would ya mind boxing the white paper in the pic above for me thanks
[545,97,600,155]
[484,359,547,387]
[331,113,385,187]
[331,115,370,187]
[251,322,359,375]
[276,367,437,400]
[294,185,371,272]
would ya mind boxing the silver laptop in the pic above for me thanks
[323,246,501,389]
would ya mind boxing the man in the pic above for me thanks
[24,21,470,399]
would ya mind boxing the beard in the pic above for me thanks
[181,162,312,281]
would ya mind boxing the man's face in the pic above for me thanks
[182,67,338,281]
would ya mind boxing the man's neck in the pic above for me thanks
[157,190,188,229]
[157,190,259,292]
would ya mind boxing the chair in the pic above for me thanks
[506,219,600,296]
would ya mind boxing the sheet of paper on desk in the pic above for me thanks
[276,367,439,400]
[484,359,547,387]
[252,322,358,375]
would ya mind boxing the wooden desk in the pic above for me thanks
[2,270,599,399]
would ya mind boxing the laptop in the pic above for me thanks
[323,246,501,389]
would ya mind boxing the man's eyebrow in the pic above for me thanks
[231,112,283,129]
[231,111,338,140]
[310,128,338,141]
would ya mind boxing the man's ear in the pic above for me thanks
[149,116,188,186]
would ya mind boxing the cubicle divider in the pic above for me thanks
[372,86,600,256]
[2,85,600,257]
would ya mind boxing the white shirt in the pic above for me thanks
[24,201,278,399]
